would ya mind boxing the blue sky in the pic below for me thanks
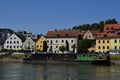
[0,0,120,35]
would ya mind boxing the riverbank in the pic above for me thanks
[0,58,23,62]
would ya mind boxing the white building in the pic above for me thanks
[22,37,36,51]
[46,30,78,53]
[4,34,25,50]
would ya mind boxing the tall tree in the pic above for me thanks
[66,40,69,51]
[79,38,92,53]
[43,41,48,52]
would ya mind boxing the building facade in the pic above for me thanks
[96,38,110,53]
[110,38,120,51]
[22,37,36,51]
[4,34,25,50]
[46,30,78,53]
[36,36,46,51]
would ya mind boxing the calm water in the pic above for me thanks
[0,62,120,80]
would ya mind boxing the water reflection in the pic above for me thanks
[0,62,120,80]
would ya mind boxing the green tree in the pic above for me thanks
[99,21,104,32]
[66,40,69,51]
[105,18,118,24]
[79,38,92,53]
[43,41,48,52]
[72,18,118,31]
[59,45,66,52]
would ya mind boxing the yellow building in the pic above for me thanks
[110,37,120,50]
[96,38,110,53]
[36,36,46,51]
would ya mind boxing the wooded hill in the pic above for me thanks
[72,18,118,32]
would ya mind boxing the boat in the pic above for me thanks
[23,53,110,65]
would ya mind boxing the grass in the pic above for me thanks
[0,54,24,59]
[110,55,120,60]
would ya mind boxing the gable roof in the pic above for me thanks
[15,34,26,42]
[83,30,100,39]
[46,30,78,38]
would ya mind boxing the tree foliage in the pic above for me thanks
[72,18,118,31]
[79,38,92,52]
[43,41,48,52]
[65,40,69,51]
[59,45,66,52]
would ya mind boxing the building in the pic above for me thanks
[22,37,36,51]
[110,37,120,51]
[46,30,78,53]
[83,30,100,52]
[4,34,25,50]
[15,30,41,40]
[96,38,110,53]
[83,30,100,40]
[36,36,46,51]
[0,28,14,50]
[104,24,120,34]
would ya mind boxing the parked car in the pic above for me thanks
[109,51,119,55]
[89,52,104,56]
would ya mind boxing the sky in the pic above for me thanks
[0,0,120,35]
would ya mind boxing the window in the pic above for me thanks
[14,46,16,48]
[14,41,16,44]
[7,41,9,44]
[50,40,52,44]
[71,46,73,48]
[98,46,101,49]
[71,40,73,43]
[10,46,12,49]
[62,40,64,43]
[89,35,91,38]
[37,45,39,48]
[107,46,109,49]
[56,46,58,48]
[47,40,49,43]
[103,40,105,43]
[115,46,117,49]
[115,40,117,43]
[103,46,105,49]
[14,37,16,39]
[107,40,109,43]
[17,46,19,48]
[7,46,9,48]
[98,40,100,43]
[17,41,19,44]
[10,37,12,39]
[10,41,12,44]
[56,40,58,43]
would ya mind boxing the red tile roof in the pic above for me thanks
[104,24,120,31]
[46,30,79,38]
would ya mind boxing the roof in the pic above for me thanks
[16,34,26,42]
[104,24,120,31]
[46,30,79,38]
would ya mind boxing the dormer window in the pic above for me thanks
[56,34,61,38]
[65,34,69,37]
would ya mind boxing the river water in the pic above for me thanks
[0,62,120,80]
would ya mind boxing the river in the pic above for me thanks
[0,62,120,80]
